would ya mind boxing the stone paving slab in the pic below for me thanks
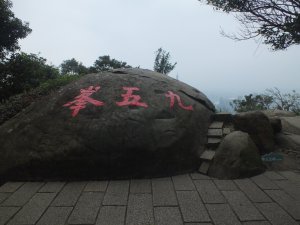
[154,207,183,225]
[126,193,154,225]
[7,192,55,225]
[68,192,104,224]
[152,178,177,206]
[36,206,72,225]
[102,181,129,206]
[1,170,300,225]
[176,191,210,223]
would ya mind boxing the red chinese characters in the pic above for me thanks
[165,91,194,111]
[116,87,148,108]
[63,86,104,117]
[63,86,194,117]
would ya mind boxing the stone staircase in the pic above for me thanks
[198,113,234,174]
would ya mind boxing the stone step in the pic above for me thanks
[212,112,233,122]
[200,150,216,161]
[207,138,222,148]
[198,161,210,174]
[207,128,223,138]
[209,121,224,129]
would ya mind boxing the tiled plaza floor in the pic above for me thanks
[0,170,300,225]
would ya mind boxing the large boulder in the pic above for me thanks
[233,111,274,153]
[0,68,215,180]
[208,131,265,179]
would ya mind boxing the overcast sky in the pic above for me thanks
[12,0,300,102]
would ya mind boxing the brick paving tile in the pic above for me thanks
[222,191,264,221]
[0,193,10,204]
[102,180,129,205]
[189,173,211,180]
[234,179,272,203]
[2,182,44,206]
[7,193,55,225]
[184,223,213,225]
[194,180,225,203]
[263,171,286,180]
[0,207,19,225]
[96,206,126,225]
[278,171,300,185]
[130,179,151,193]
[172,174,195,190]
[51,182,86,206]
[84,181,108,192]
[68,192,104,224]
[206,204,242,225]
[39,182,65,193]
[126,193,154,225]
[242,222,271,225]
[152,178,177,206]
[154,207,183,225]
[251,174,279,190]
[256,202,298,225]
[213,180,238,191]
[0,182,24,193]
[265,189,300,220]
[274,180,300,201]
[176,191,210,223]
[36,207,72,225]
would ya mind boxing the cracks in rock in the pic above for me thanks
[179,90,215,112]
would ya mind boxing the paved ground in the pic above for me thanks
[0,170,300,225]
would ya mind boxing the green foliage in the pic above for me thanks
[0,52,59,102]
[0,74,81,125]
[153,48,177,75]
[91,55,131,72]
[60,58,88,75]
[231,88,300,114]
[231,94,273,112]
[0,0,32,60]
[201,0,300,50]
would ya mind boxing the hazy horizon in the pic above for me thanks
[11,0,300,102]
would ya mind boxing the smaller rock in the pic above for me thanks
[269,118,282,134]
[263,110,296,118]
[208,131,265,179]
[233,111,274,154]
[223,128,231,136]
[281,116,300,135]
[275,133,300,152]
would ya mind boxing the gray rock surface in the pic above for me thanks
[281,116,300,135]
[208,131,265,179]
[0,68,214,180]
[233,111,274,153]
[262,110,296,118]
[276,133,300,152]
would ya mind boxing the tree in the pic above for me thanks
[266,87,300,112]
[0,52,59,101]
[201,0,300,50]
[231,94,273,112]
[231,88,300,114]
[153,48,177,75]
[91,55,131,72]
[60,58,88,75]
[0,0,32,60]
